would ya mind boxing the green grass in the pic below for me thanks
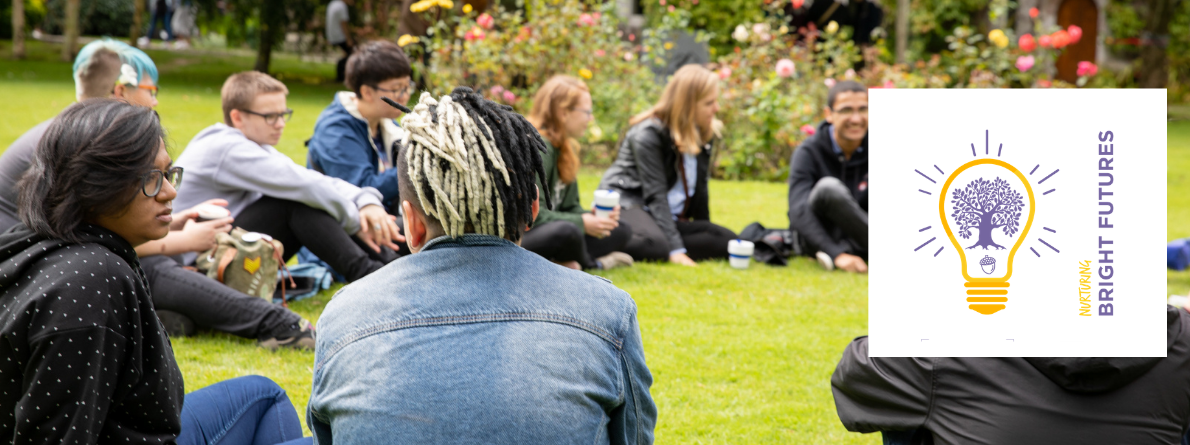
[0,38,1185,443]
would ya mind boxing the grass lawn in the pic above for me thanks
[0,39,1185,443]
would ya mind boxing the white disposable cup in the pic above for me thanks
[593,189,620,219]
[194,204,230,222]
[1169,294,1188,309]
[727,239,754,269]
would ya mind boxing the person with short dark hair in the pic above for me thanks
[600,65,737,266]
[832,305,1190,444]
[175,71,404,283]
[0,98,310,445]
[308,88,656,444]
[308,39,413,212]
[0,39,314,350]
[787,80,869,273]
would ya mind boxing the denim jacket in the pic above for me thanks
[308,234,657,444]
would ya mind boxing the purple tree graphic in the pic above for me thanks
[949,177,1025,250]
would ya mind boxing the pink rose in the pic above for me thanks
[489,85,505,97]
[844,68,856,79]
[775,59,795,78]
[1015,55,1034,72]
[1038,34,1052,48]
[883,80,895,89]
[464,26,486,41]
[577,13,595,27]
[659,0,665,5]
[667,5,674,12]
[502,90,516,103]
[628,33,636,42]
[1077,61,1098,77]
[476,13,494,30]
[1067,25,1082,44]
[718,67,732,79]
[1037,79,1052,88]
[824,78,836,88]
[595,49,606,57]
[800,124,816,135]
[593,12,602,21]
[1018,34,1036,52]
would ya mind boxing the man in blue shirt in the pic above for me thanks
[308,88,657,444]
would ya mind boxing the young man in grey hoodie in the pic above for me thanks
[174,71,403,282]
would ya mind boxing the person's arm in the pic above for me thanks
[830,336,934,433]
[630,127,684,254]
[608,300,657,445]
[311,122,401,202]
[213,140,381,235]
[788,147,850,259]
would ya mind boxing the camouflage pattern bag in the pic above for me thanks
[196,228,287,305]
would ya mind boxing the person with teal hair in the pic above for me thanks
[71,37,159,107]
[0,37,316,351]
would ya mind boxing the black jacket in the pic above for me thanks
[0,224,184,444]
[787,120,868,259]
[831,305,1190,444]
[600,118,712,252]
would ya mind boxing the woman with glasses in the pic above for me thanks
[599,65,737,266]
[0,99,311,445]
[520,75,635,271]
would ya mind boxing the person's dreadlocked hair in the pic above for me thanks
[398,87,552,242]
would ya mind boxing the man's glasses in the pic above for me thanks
[141,166,183,197]
[832,106,869,119]
[373,82,417,97]
[239,108,294,125]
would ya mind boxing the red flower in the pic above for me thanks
[800,124,816,135]
[791,0,804,8]
[1018,34,1036,52]
[577,13,595,26]
[1077,61,1098,77]
[1051,30,1070,49]
[1038,34,1052,48]
[476,13,494,30]
[1029,7,1038,18]
[1037,79,1052,88]
[1067,25,1082,44]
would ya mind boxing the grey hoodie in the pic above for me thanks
[832,305,1190,444]
[175,123,382,237]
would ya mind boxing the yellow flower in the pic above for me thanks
[988,29,1008,48]
[579,68,593,79]
[398,34,420,47]
[409,0,434,12]
[664,42,674,50]
[462,3,472,12]
[825,21,839,34]
[437,0,454,9]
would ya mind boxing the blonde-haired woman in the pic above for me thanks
[521,75,635,270]
[599,64,736,266]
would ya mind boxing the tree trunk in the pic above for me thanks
[61,0,80,61]
[12,0,25,59]
[255,24,274,73]
[130,0,144,46]
[895,0,908,64]
[968,213,1005,250]
[1139,0,1175,88]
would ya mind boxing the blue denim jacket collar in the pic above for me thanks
[421,233,517,252]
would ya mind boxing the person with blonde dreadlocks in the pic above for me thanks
[309,87,657,445]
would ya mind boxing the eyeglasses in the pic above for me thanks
[373,82,417,97]
[137,84,159,98]
[832,106,869,119]
[141,166,183,197]
[571,108,594,118]
[239,108,294,125]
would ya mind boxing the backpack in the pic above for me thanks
[196,228,293,307]
[738,222,803,266]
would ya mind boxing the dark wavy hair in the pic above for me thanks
[18,99,165,243]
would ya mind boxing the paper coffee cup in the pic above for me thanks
[593,189,620,219]
[194,204,230,222]
[727,239,754,270]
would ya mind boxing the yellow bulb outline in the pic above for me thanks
[938,158,1036,283]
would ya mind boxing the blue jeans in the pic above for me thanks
[179,375,312,445]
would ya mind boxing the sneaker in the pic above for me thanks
[815,251,835,271]
[259,319,316,351]
[596,251,634,270]
[156,310,196,337]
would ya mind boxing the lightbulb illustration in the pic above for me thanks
[939,159,1036,315]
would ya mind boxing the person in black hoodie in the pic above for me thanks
[787,80,869,273]
[0,99,309,444]
[831,305,1190,444]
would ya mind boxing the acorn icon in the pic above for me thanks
[980,255,996,275]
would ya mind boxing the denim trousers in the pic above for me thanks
[178,375,311,445]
